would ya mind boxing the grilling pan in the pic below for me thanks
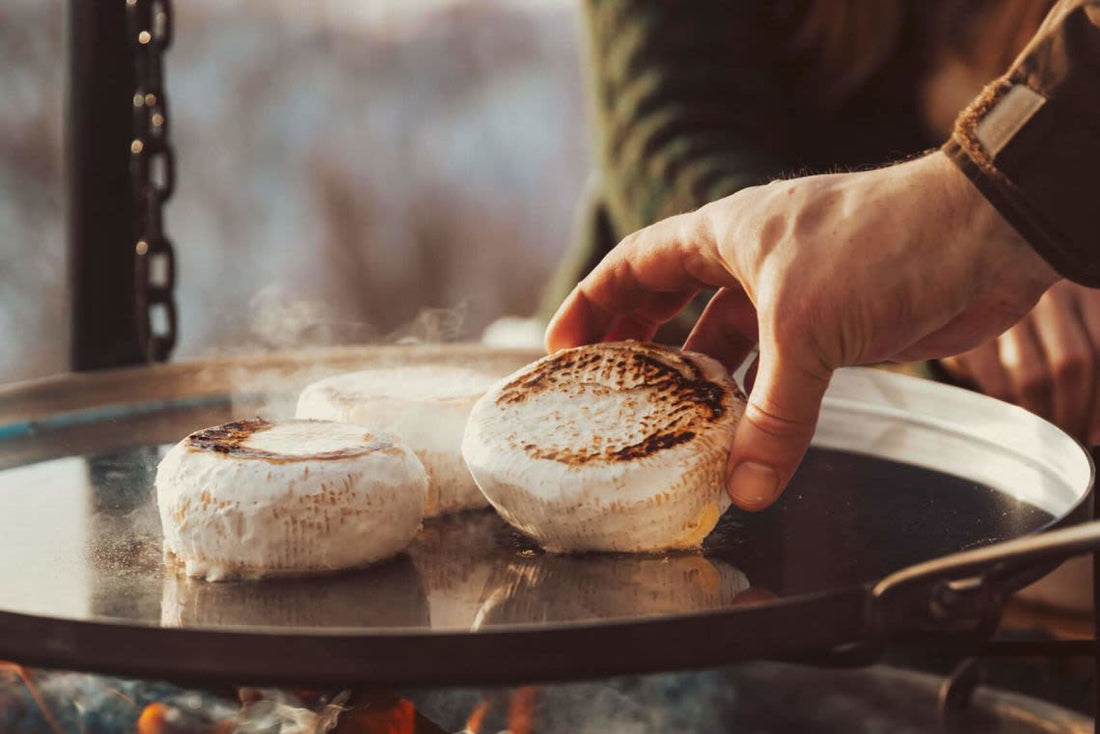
[0,345,1094,686]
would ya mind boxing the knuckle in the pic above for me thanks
[616,230,642,252]
[760,178,796,197]
[1052,351,1092,382]
[982,382,1012,402]
[1016,370,1051,400]
[744,400,816,443]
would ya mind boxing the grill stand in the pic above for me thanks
[935,445,1100,721]
[67,0,144,370]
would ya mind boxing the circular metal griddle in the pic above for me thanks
[0,345,1093,686]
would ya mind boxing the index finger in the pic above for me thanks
[545,210,739,352]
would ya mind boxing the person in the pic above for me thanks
[543,0,1098,510]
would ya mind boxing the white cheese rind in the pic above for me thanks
[156,420,428,581]
[295,366,498,516]
[461,342,745,553]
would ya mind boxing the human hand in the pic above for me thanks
[940,280,1100,443]
[545,152,1059,511]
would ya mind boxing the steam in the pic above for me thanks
[386,301,469,344]
[239,285,475,352]
[243,286,371,351]
[204,287,478,420]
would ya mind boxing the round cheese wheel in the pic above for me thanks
[462,341,745,553]
[156,419,427,581]
[296,366,498,517]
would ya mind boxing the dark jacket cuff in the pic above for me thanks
[941,0,1100,287]
[943,82,1100,287]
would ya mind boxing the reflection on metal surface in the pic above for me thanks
[413,512,757,631]
[160,556,429,630]
[410,511,514,631]
[0,458,92,620]
[0,444,1066,633]
[474,553,752,627]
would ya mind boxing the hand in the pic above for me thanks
[545,152,1059,511]
[940,280,1100,443]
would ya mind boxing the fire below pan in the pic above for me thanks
[0,345,1094,687]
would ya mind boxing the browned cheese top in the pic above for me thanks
[491,342,743,465]
[185,419,392,463]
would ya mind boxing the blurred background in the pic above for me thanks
[0,0,589,383]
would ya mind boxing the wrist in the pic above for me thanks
[925,151,1060,291]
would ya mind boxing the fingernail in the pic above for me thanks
[727,462,779,510]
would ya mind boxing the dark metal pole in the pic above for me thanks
[67,0,145,370]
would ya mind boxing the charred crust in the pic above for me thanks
[186,419,383,463]
[498,343,735,464]
[497,369,548,406]
[187,419,271,453]
[611,430,696,460]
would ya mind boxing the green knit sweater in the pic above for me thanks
[541,1,941,334]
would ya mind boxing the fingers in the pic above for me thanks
[1029,289,1095,438]
[545,211,735,352]
[1070,289,1100,443]
[603,314,660,344]
[937,354,973,384]
[726,346,831,512]
[945,343,1013,402]
[963,343,1012,402]
[997,319,1052,421]
[683,287,759,373]
[938,287,1099,441]
[602,291,700,343]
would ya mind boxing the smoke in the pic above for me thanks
[234,689,349,734]
[407,671,736,734]
[0,666,236,734]
[0,668,363,734]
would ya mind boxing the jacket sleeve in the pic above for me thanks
[943,0,1100,285]
[583,0,796,237]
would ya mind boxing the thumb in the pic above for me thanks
[726,347,832,511]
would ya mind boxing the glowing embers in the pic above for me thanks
[462,687,536,734]
[0,663,235,734]
[0,669,439,734]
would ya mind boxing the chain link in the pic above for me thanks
[126,0,177,362]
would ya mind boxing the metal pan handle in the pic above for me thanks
[871,518,1100,639]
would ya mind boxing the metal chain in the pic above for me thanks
[126,0,177,362]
